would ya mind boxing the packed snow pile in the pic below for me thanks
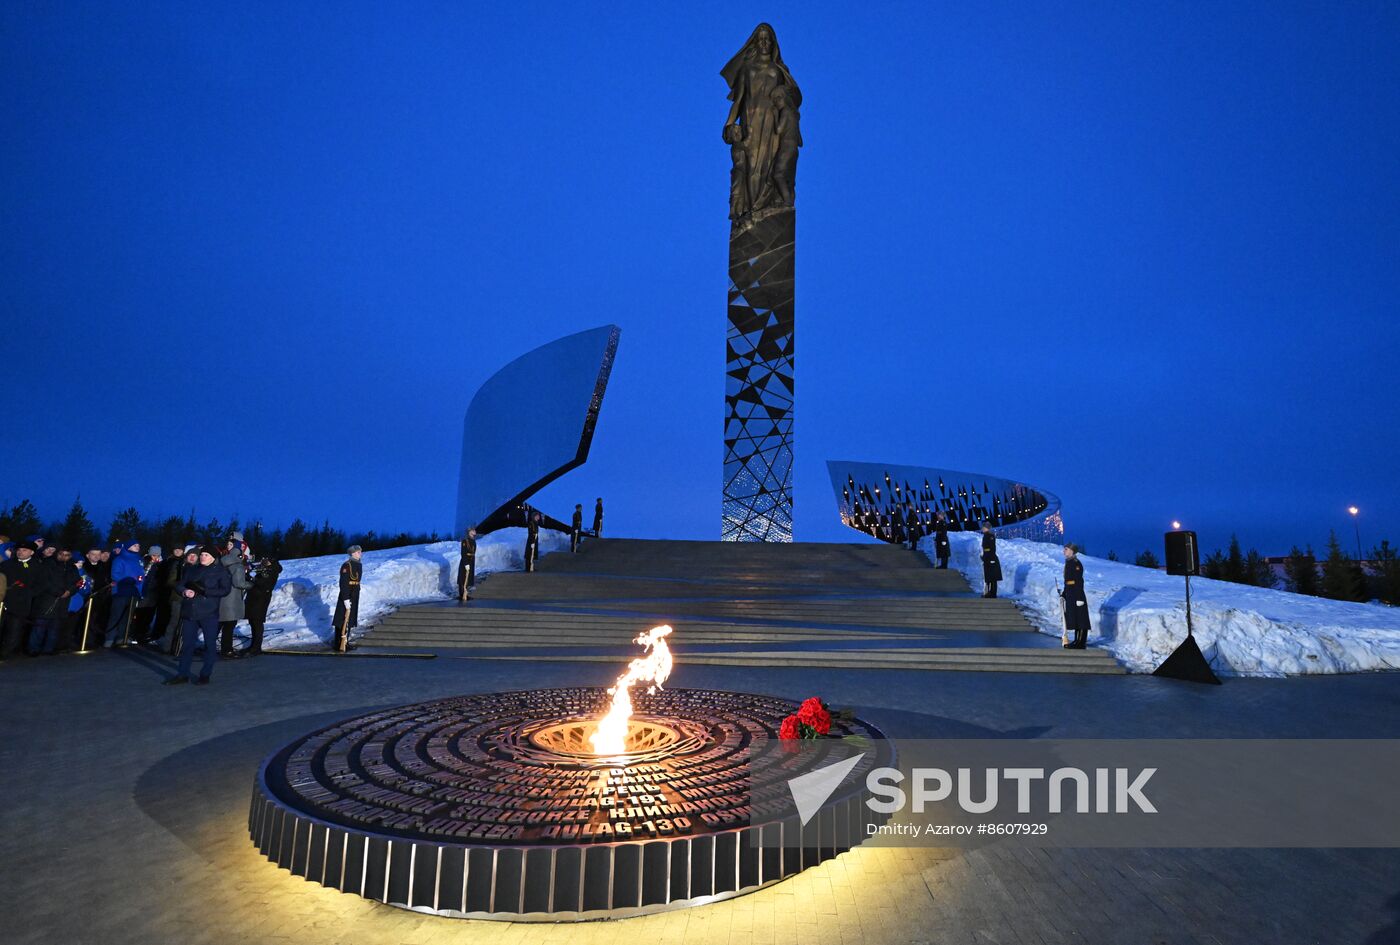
[256,529,568,649]
[930,533,1400,677]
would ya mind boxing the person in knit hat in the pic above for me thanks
[0,541,61,658]
[164,545,232,685]
[104,539,145,647]
[131,545,165,645]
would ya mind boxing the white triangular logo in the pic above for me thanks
[787,753,865,826]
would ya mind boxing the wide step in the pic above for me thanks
[365,539,1124,675]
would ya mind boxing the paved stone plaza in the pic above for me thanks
[4,643,1400,945]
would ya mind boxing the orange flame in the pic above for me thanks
[590,625,674,755]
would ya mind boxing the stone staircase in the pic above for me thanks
[366,539,1124,675]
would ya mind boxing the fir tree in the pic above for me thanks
[108,506,145,544]
[1349,562,1370,602]
[282,519,310,558]
[247,520,267,555]
[1105,550,1119,562]
[1319,531,1365,602]
[0,498,44,540]
[313,520,340,556]
[1134,550,1160,569]
[268,527,286,559]
[1223,535,1246,584]
[1201,549,1226,580]
[56,497,98,551]
[154,515,186,555]
[1369,540,1400,605]
[1284,546,1319,596]
[1243,549,1275,588]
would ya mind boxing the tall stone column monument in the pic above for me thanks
[721,23,800,542]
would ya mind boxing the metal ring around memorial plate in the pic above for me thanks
[248,687,890,920]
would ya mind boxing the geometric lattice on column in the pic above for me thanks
[723,208,794,541]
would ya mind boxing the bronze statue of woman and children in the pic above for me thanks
[722,23,802,228]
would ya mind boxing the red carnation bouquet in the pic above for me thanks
[779,696,843,740]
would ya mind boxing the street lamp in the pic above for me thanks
[1348,506,1361,561]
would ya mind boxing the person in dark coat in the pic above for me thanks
[1061,545,1092,649]
[242,556,282,657]
[48,548,84,652]
[980,525,1002,598]
[932,512,951,569]
[592,498,604,538]
[144,545,177,648]
[90,549,113,637]
[164,545,232,685]
[570,504,584,553]
[524,512,541,573]
[72,547,106,651]
[457,528,477,601]
[0,542,49,657]
[158,546,193,654]
[0,542,62,657]
[332,545,363,652]
[104,539,146,647]
[131,545,164,644]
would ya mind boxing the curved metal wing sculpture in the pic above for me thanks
[456,325,620,535]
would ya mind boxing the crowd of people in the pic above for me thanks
[0,530,285,683]
[3,500,606,676]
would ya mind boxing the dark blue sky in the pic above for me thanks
[3,2,1397,558]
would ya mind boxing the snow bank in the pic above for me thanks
[930,533,1400,677]
[257,529,569,649]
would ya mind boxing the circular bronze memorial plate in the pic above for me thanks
[248,687,891,920]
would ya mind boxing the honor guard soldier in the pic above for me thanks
[1061,545,1091,649]
[593,497,604,538]
[457,528,477,601]
[932,512,951,569]
[570,504,584,553]
[980,524,1002,598]
[524,512,541,573]
[333,545,362,652]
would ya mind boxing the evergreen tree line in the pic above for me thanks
[1101,532,1400,605]
[0,497,443,560]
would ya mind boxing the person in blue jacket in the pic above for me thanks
[164,545,232,685]
[61,552,93,652]
[104,539,146,647]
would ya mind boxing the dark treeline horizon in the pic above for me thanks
[0,496,443,560]
[4,492,1396,603]
[2,493,1394,568]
